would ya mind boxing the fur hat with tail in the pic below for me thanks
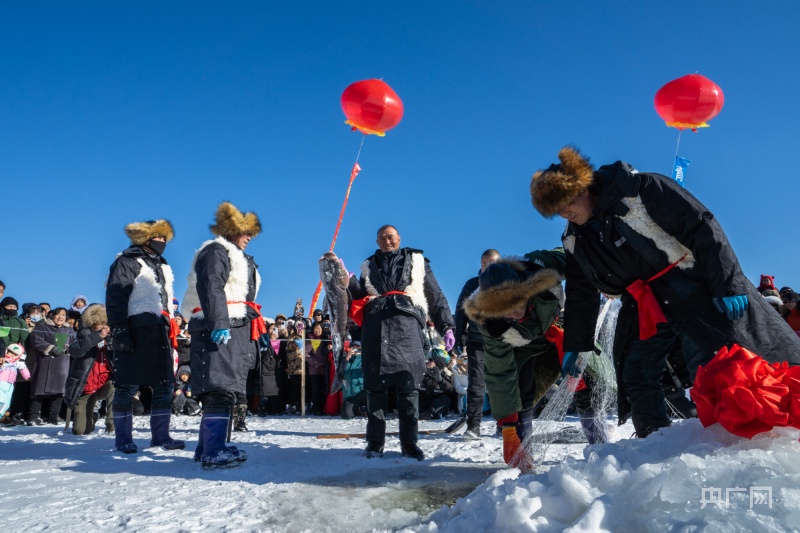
[210,202,262,238]
[124,219,175,245]
[81,303,108,329]
[530,146,595,219]
[463,258,563,323]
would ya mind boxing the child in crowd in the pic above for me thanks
[341,341,366,419]
[172,365,201,416]
[0,344,30,424]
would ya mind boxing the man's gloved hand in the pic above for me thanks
[112,327,133,352]
[443,330,456,352]
[210,329,231,344]
[713,295,749,321]
[561,351,582,378]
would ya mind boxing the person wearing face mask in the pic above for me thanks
[1,297,29,348]
[182,202,264,468]
[106,218,184,454]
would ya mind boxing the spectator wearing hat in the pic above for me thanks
[1,297,29,347]
[782,290,800,332]
[172,365,200,416]
[182,202,264,468]
[529,146,800,438]
[757,275,778,295]
[71,295,88,315]
[106,218,184,453]
[65,304,115,435]
[1,344,30,424]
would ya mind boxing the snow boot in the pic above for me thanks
[400,442,425,461]
[194,416,204,462]
[149,409,185,450]
[233,404,249,432]
[200,408,247,469]
[632,414,671,439]
[463,424,481,441]
[364,441,384,458]
[113,409,137,454]
[578,411,607,444]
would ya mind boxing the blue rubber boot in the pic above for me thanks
[200,407,247,469]
[194,417,204,462]
[150,409,185,450]
[113,410,137,454]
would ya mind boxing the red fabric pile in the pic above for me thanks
[691,344,800,438]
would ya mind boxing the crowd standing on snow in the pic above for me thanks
[3,147,800,469]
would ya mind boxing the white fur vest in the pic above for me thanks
[181,236,262,320]
[361,252,429,317]
[128,259,175,317]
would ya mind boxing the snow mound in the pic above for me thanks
[415,419,800,532]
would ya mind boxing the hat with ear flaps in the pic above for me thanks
[463,258,564,323]
[81,303,108,329]
[124,219,175,245]
[530,146,595,219]
[210,201,262,238]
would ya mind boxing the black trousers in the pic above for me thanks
[465,342,486,428]
[341,390,367,419]
[366,375,419,444]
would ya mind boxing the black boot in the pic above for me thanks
[233,404,249,432]
[364,441,384,458]
[400,442,425,461]
[632,414,671,439]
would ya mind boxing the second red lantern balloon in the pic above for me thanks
[341,79,404,136]
[654,74,724,132]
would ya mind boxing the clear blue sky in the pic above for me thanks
[2,2,799,317]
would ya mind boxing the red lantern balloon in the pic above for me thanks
[654,74,724,132]
[341,79,404,136]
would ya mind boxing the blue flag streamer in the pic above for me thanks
[672,156,691,187]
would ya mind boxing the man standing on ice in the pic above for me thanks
[331,225,455,460]
[106,219,184,454]
[529,146,800,438]
[182,202,265,468]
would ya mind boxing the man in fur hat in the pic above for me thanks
[463,250,607,464]
[182,201,264,468]
[106,219,184,454]
[328,225,455,460]
[529,146,800,438]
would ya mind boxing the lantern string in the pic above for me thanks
[309,135,366,317]
[674,130,682,159]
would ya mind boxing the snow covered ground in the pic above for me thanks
[1,414,798,532]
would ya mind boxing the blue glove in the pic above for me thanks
[712,295,749,321]
[561,351,581,378]
[210,329,231,344]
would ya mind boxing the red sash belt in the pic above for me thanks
[228,301,268,340]
[191,301,267,341]
[626,254,687,340]
[161,310,180,350]
[350,291,407,327]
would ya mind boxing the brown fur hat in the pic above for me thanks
[81,303,108,329]
[463,257,563,323]
[530,146,595,219]
[124,219,175,245]
[210,201,262,238]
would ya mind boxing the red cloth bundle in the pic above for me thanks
[691,344,800,438]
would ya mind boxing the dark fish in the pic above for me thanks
[319,252,351,394]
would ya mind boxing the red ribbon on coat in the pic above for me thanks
[625,254,687,340]
[349,291,407,327]
[161,310,180,350]
[544,324,586,391]
[228,301,268,341]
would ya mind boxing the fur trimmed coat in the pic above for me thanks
[105,245,175,386]
[561,161,800,418]
[347,248,454,390]
[186,239,260,395]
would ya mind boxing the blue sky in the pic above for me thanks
[2,2,799,317]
